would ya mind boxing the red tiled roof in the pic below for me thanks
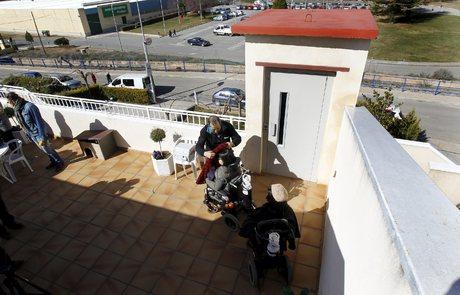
[232,9,379,40]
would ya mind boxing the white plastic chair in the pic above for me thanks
[3,139,33,182]
[172,137,198,180]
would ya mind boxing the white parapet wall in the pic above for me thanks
[0,88,246,156]
[319,107,460,295]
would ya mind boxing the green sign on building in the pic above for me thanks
[101,3,128,18]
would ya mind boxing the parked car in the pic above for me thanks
[21,71,42,78]
[108,73,151,90]
[213,25,233,36]
[0,56,14,64]
[213,13,229,21]
[212,87,246,108]
[48,73,81,89]
[187,37,211,47]
[236,4,244,9]
[236,10,245,16]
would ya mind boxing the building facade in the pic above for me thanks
[0,0,177,37]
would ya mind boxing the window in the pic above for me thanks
[123,79,135,87]
[278,92,288,145]
[112,79,121,86]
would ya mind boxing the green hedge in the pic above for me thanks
[1,76,68,94]
[60,85,150,105]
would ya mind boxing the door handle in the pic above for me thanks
[272,123,277,137]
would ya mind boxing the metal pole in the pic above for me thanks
[30,12,47,56]
[111,0,124,53]
[159,0,167,35]
[177,0,181,24]
[199,0,203,22]
[135,0,157,103]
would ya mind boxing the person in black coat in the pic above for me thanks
[0,193,23,240]
[239,184,300,251]
[196,116,241,159]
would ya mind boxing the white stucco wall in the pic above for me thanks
[0,100,246,156]
[319,107,460,295]
[243,36,370,184]
[319,109,412,295]
[0,8,87,37]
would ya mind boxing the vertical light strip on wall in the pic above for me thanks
[278,92,288,145]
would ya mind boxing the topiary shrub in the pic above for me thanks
[54,37,69,46]
[431,69,454,81]
[150,128,166,159]
[357,90,427,142]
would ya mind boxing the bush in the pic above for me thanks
[431,69,454,81]
[59,85,151,105]
[272,0,287,8]
[1,76,68,94]
[0,47,15,56]
[357,90,427,141]
[25,31,33,44]
[54,37,69,46]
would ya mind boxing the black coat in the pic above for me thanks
[196,120,241,156]
[240,201,300,251]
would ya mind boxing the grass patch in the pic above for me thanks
[369,14,460,62]
[191,104,246,117]
[129,13,212,36]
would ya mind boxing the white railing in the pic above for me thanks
[0,85,246,131]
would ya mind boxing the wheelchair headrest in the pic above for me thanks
[255,218,295,241]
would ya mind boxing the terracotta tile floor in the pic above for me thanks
[0,139,326,294]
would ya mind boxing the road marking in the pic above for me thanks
[227,41,244,50]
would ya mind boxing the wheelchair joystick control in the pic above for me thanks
[267,232,281,257]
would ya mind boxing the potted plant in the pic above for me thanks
[150,128,174,176]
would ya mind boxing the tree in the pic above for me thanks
[357,90,427,141]
[371,0,421,22]
[25,31,34,44]
[272,0,287,9]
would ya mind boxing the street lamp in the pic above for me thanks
[135,0,157,103]
[159,0,167,35]
[111,0,124,53]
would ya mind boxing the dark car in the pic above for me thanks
[187,37,211,47]
[21,71,42,78]
[212,87,246,108]
[0,56,14,64]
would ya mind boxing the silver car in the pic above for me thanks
[212,87,246,108]
[49,73,82,89]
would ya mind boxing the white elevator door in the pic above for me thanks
[265,71,333,181]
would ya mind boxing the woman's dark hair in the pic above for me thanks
[208,115,221,125]
[217,149,235,166]
[6,92,20,101]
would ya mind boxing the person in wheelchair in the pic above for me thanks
[205,149,239,193]
[240,183,300,252]
[239,184,300,286]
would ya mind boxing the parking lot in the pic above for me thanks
[70,9,260,63]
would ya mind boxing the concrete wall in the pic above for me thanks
[319,107,460,295]
[0,8,87,37]
[398,139,460,206]
[242,35,370,184]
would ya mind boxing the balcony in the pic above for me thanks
[0,139,326,294]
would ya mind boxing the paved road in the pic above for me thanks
[1,65,459,164]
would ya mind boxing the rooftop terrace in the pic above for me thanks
[0,139,326,294]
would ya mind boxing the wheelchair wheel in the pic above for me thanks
[223,213,240,232]
[284,256,294,284]
[248,253,259,288]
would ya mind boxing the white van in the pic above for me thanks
[108,73,151,90]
